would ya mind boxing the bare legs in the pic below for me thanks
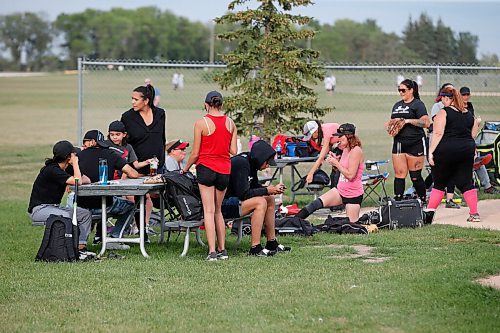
[199,184,227,253]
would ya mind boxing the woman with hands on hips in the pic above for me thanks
[296,123,364,222]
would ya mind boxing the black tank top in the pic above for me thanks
[436,106,475,154]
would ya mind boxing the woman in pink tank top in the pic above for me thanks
[183,91,238,261]
[297,123,365,222]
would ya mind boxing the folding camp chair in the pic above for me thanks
[362,160,389,205]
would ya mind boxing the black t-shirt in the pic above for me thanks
[77,147,127,209]
[390,98,428,142]
[121,107,166,175]
[28,162,71,213]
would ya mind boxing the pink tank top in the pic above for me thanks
[197,114,232,174]
[337,148,364,198]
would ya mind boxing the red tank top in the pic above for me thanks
[197,114,232,174]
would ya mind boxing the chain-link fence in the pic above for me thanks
[78,58,500,161]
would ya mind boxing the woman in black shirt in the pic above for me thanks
[427,86,480,222]
[388,79,430,201]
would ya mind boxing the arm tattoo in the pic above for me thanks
[413,119,426,128]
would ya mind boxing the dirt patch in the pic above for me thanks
[448,238,470,243]
[320,244,390,263]
[476,274,500,290]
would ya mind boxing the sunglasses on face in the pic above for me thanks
[398,88,408,93]
[461,93,470,96]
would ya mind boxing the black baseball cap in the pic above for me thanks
[460,87,471,95]
[83,130,109,147]
[205,90,223,103]
[333,123,356,136]
[53,140,76,160]
[108,120,126,133]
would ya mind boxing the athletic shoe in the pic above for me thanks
[275,244,291,252]
[93,236,102,245]
[106,242,130,250]
[484,186,500,195]
[206,251,218,261]
[146,227,157,236]
[445,200,461,209]
[79,249,97,261]
[216,249,229,260]
[248,248,276,257]
[466,213,481,223]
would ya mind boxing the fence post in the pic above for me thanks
[77,57,83,144]
[436,65,441,93]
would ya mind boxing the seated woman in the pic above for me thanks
[297,123,364,222]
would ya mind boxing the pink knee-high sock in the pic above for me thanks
[463,189,478,215]
[427,188,445,210]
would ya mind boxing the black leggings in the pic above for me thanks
[432,151,474,194]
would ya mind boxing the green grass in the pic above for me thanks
[1,73,500,332]
[1,199,500,332]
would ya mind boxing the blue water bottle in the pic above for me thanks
[99,158,108,185]
[276,140,282,159]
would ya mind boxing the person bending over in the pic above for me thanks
[28,140,94,259]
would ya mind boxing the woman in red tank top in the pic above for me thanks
[183,91,238,261]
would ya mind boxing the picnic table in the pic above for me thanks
[270,156,318,201]
[72,178,164,258]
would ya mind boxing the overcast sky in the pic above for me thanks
[2,0,499,57]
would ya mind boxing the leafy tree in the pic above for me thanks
[215,0,332,139]
[456,32,478,64]
[0,12,52,71]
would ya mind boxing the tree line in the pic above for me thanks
[0,7,498,71]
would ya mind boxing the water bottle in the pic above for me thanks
[276,140,282,159]
[150,155,159,176]
[99,158,108,185]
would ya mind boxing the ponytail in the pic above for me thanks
[133,85,156,109]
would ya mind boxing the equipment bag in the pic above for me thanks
[35,214,79,262]
[291,169,331,192]
[275,216,317,236]
[378,198,424,229]
[316,215,368,234]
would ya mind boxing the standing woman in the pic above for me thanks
[388,79,430,201]
[182,91,237,261]
[297,124,364,222]
[427,86,481,222]
[121,84,166,234]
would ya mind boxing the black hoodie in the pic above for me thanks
[225,140,276,201]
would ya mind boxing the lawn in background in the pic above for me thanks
[0,73,499,332]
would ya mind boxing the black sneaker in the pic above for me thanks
[275,244,291,252]
[217,249,229,260]
[93,236,102,245]
[206,251,218,261]
[484,186,500,195]
[445,200,461,209]
[79,248,97,261]
[248,248,276,257]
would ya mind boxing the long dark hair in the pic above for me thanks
[314,120,324,146]
[400,79,420,100]
[133,84,156,109]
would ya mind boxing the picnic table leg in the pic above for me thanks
[138,195,149,258]
[181,227,191,257]
[99,196,107,257]
[159,194,165,243]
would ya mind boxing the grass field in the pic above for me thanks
[0,73,499,332]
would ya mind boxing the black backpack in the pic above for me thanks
[162,171,203,221]
[35,214,79,262]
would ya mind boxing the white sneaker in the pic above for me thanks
[79,249,96,260]
[106,242,130,250]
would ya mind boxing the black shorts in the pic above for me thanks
[340,194,363,205]
[392,137,426,157]
[196,164,230,191]
[221,197,241,219]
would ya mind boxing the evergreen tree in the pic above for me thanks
[214,0,332,139]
